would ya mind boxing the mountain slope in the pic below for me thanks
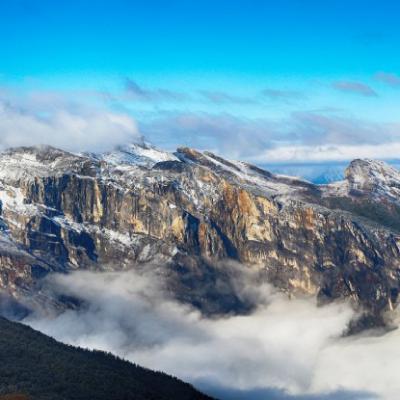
[0,317,212,400]
[1,144,400,325]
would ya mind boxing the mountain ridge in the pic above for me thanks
[1,143,400,327]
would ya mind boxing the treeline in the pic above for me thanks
[0,317,212,400]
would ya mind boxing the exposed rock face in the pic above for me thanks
[1,144,400,322]
[345,159,400,196]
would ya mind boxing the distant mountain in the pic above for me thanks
[0,317,213,400]
[2,144,400,328]
[262,162,347,184]
[263,160,400,184]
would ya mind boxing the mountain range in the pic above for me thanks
[1,142,400,331]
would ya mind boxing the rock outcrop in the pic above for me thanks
[1,144,400,323]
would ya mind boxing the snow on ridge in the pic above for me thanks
[200,151,311,198]
[322,158,400,200]
[0,145,92,182]
[346,159,400,185]
[2,143,400,204]
[101,142,178,168]
[0,151,49,182]
[0,141,178,185]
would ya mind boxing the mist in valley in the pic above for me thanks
[15,268,398,400]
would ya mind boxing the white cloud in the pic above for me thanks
[1,85,400,165]
[0,91,141,153]
[23,269,398,399]
[142,111,400,164]
[250,142,400,163]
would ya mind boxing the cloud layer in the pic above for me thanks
[142,110,400,163]
[23,269,400,400]
[1,82,400,165]
[0,90,141,153]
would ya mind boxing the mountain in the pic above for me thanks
[0,316,212,400]
[262,162,347,184]
[1,144,400,327]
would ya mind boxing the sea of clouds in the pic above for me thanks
[20,269,400,400]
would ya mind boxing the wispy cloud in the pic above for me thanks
[199,90,256,105]
[374,72,400,87]
[1,84,399,164]
[140,112,278,158]
[141,109,400,163]
[125,80,305,106]
[332,81,378,97]
[249,111,400,163]
[289,111,385,145]
[262,88,304,102]
[125,78,190,102]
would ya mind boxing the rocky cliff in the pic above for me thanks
[1,144,400,325]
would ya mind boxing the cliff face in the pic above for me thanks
[1,144,400,321]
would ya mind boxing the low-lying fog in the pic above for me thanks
[20,269,399,400]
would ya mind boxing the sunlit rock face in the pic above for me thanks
[1,144,400,322]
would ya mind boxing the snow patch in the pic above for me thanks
[101,142,178,168]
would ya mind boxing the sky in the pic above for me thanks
[1,0,400,169]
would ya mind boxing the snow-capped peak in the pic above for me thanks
[322,158,400,201]
[100,142,178,168]
[345,159,400,193]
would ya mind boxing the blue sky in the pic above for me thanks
[1,0,400,166]
[2,0,400,79]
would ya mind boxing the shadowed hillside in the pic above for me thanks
[0,317,213,400]
[0,395,30,400]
